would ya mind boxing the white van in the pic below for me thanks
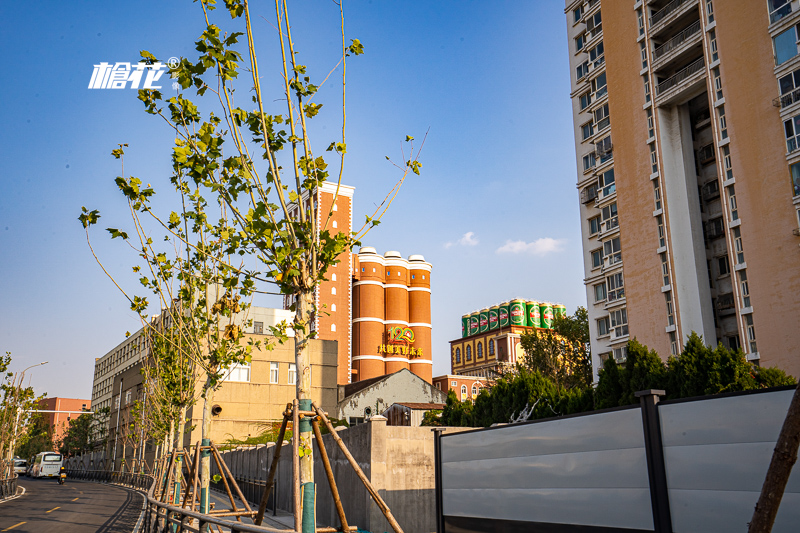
[30,452,63,478]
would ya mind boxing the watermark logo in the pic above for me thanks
[88,59,179,90]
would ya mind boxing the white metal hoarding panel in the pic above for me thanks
[660,389,800,532]
[441,408,653,530]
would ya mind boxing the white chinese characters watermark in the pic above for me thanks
[88,60,176,90]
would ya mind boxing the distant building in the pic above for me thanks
[37,397,91,444]
[432,375,490,402]
[336,369,446,426]
[382,402,444,427]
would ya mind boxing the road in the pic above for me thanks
[0,477,144,533]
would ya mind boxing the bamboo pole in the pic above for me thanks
[312,402,404,533]
[292,399,301,533]
[311,417,350,533]
[255,406,291,525]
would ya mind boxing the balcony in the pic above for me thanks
[581,186,599,204]
[773,87,800,109]
[697,143,715,166]
[650,0,698,33]
[655,57,705,98]
[716,293,736,315]
[701,180,720,201]
[652,20,702,64]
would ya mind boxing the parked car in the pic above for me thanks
[13,459,27,475]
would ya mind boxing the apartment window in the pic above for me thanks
[254,321,263,334]
[288,363,297,385]
[769,0,793,23]
[125,390,132,405]
[331,287,336,295]
[115,396,120,409]
[717,105,728,139]
[669,332,678,356]
[646,108,654,139]
[594,282,607,303]
[466,345,472,361]
[706,0,714,22]
[640,41,648,68]
[226,362,251,383]
[591,248,603,269]
[488,339,495,356]
[592,72,607,98]
[779,68,800,97]
[331,304,336,312]
[744,314,757,353]
[712,68,723,100]
[594,103,610,131]
[583,151,597,171]
[477,342,483,359]
[461,385,467,399]
[610,308,628,337]
[597,136,613,163]
[607,272,624,302]
[602,202,618,231]
[454,347,461,364]
[728,335,741,352]
[722,146,733,179]
[581,121,594,140]
[656,215,666,248]
[718,254,730,276]
[773,25,800,65]
[573,5,583,23]
[579,92,591,110]
[637,8,645,36]
[644,76,651,103]
[733,227,745,264]
[577,60,590,80]
[665,291,674,326]
[603,237,622,265]
[650,144,658,173]
[575,33,586,52]
[785,115,800,153]
[660,252,670,286]
[613,346,628,362]
[653,179,662,210]
[709,30,718,62]
[331,323,336,332]
[589,41,605,66]
[727,185,739,220]
[597,317,610,337]
[599,168,616,196]
[587,10,602,37]
[739,270,751,308]
[791,163,800,196]
[589,215,601,235]
[270,362,279,384]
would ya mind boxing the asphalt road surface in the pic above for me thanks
[0,477,144,533]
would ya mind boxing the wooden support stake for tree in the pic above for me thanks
[180,444,199,510]
[748,383,800,533]
[211,442,254,514]
[255,405,291,525]
[161,450,178,505]
[292,399,301,533]
[311,417,350,533]
[209,444,242,521]
[312,402,405,533]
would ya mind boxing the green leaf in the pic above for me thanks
[106,228,129,240]
[405,135,414,142]
[348,39,365,56]
[78,207,100,228]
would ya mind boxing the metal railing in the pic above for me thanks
[773,87,800,108]
[656,57,705,96]
[653,20,702,62]
[651,0,693,27]
[0,474,18,500]
[66,469,291,533]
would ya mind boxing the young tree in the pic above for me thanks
[59,413,94,458]
[0,354,47,464]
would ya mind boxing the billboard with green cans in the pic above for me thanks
[479,308,490,333]
[540,302,554,329]
[469,312,480,336]
[554,304,567,320]
[499,302,510,327]
[489,306,499,330]
[510,299,526,326]
[527,301,541,328]
[462,315,470,338]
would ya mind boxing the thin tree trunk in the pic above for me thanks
[295,290,315,531]
[174,405,187,505]
[200,386,214,518]
[748,383,800,532]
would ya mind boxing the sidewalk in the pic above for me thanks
[209,487,295,530]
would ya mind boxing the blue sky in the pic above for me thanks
[0,1,584,399]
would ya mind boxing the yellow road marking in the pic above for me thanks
[71,497,79,501]
[45,506,60,513]
[2,522,25,531]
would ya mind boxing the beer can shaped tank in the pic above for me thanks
[469,312,480,336]
[499,302,511,327]
[489,306,500,330]
[479,308,490,333]
[554,304,567,320]
[540,302,554,329]
[527,301,541,328]
[461,315,470,338]
[510,299,526,326]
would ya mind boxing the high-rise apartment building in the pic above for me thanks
[565,0,800,377]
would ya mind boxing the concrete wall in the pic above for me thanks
[214,417,469,533]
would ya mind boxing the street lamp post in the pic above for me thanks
[7,361,48,461]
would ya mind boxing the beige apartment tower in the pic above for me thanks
[565,0,800,377]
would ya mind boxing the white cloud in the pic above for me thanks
[445,231,479,249]
[496,237,566,256]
